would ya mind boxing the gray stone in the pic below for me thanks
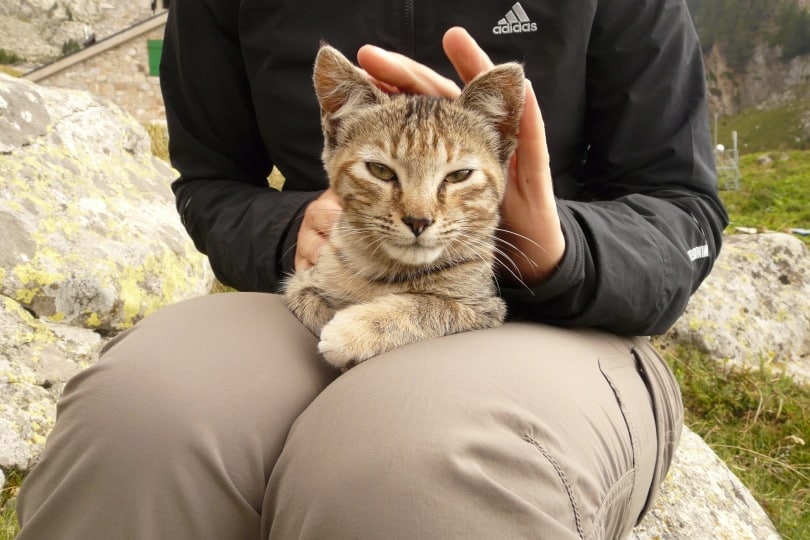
[0,73,214,333]
[0,1,156,66]
[0,75,213,472]
[0,296,102,470]
[662,232,810,384]
[630,426,781,539]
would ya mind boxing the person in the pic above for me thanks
[16,1,728,538]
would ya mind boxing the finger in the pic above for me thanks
[442,27,494,84]
[515,80,552,198]
[295,190,342,271]
[308,202,341,234]
[364,74,401,94]
[295,228,324,271]
[357,45,461,98]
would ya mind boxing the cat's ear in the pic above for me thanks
[458,63,525,162]
[313,45,385,145]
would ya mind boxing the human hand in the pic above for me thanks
[357,27,565,285]
[295,188,342,271]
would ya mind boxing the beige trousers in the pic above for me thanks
[17,292,682,540]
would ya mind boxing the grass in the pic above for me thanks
[144,122,170,162]
[720,150,810,242]
[715,91,810,153]
[0,65,21,77]
[0,473,20,540]
[0,139,807,537]
[659,343,810,539]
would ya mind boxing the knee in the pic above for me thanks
[264,350,583,538]
[54,336,207,462]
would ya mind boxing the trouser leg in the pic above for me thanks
[17,293,337,540]
[264,323,682,540]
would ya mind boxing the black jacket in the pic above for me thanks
[160,0,728,335]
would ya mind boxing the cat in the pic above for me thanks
[283,44,525,370]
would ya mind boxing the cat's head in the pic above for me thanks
[312,45,524,268]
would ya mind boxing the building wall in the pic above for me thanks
[35,25,166,126]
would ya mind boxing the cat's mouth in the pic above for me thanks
[384,242,445,266]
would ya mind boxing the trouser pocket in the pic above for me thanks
[630,338,684,520]
[594,351,659,539]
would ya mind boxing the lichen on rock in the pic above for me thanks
[0,296,102,470]
[630,427,781,539]
[662,232,809,384]
[0,73,213,332]
[0,73,213,472]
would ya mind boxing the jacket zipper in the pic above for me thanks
[401,0,414,57]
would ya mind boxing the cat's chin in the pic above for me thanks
[384,244,444,266]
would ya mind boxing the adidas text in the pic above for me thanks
[493,22,538,34]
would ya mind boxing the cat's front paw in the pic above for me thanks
[317,309,379,370]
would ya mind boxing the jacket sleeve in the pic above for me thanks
[501,0,728,335]
[160,0,319,292]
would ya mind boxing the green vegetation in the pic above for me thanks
[60,39,80,57]
[721,150,810,241]
[775,0,810,60]
[0,473,20,540]
[145,122,170,162]
[686,0,810,68]
[687,0,773,70]
[0,49,23,65]
[715,97,810,153]
[661,344,810,539]
[0,65,21,77]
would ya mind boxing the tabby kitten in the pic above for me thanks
[283,45,525,370]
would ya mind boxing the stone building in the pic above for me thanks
[23,11,169,126]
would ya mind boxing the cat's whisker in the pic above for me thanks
[453,229,534,291]
[495,227,550,255]
[492,241,537,273]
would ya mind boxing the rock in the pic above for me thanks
[630,426,780,539]
[0,73,213,333]
[0,295,103,470]
[0,74,213,472]
[0,1,156,66]
[662,233,810,384]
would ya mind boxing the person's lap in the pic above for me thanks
[17,292,680,540]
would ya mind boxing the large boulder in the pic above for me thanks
[0,74,213,471]
[630,426,780,539]
[0,73,213,332]
[663,232,809,384]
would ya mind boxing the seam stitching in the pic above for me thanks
[523,433,585,539]
[599,357,640,522]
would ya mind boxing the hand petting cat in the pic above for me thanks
[294,187,341,271]
[295,26,565,286]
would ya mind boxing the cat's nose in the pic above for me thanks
[402,216,433,236]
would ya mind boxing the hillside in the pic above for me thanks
[0,0,156,71]
[687,0,810,116]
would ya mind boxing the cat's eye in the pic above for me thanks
[444,169,473,183]
[366,162,397,182]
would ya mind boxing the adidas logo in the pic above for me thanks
[493,2,538,35]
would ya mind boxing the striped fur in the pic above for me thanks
[283,45,524,369]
